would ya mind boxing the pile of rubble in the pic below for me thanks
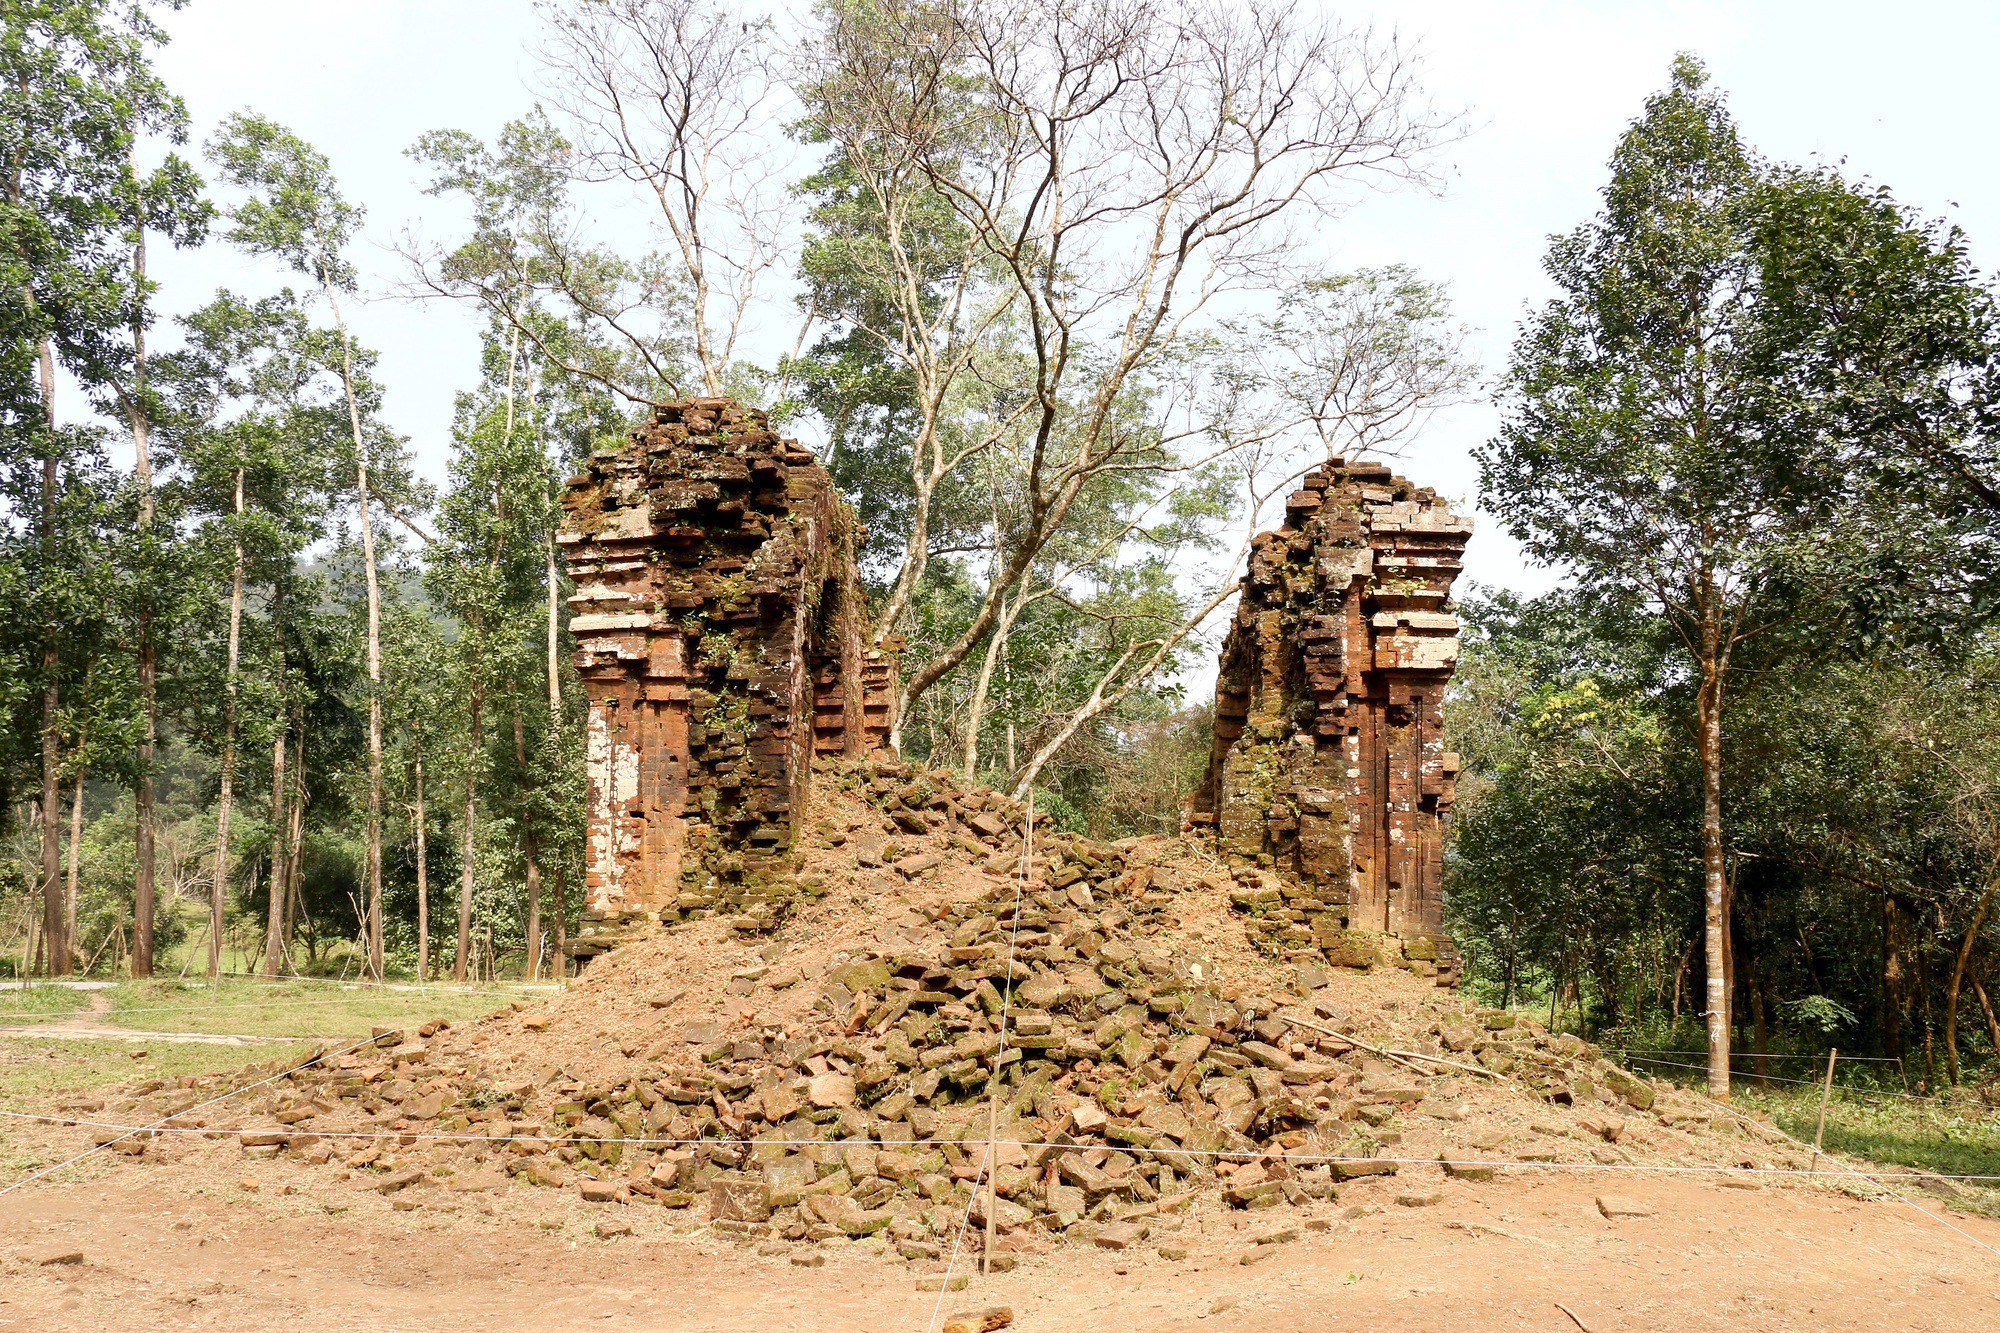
[70,766,1822,1262]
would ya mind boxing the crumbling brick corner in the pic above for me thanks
[557,397,897,961]
[1190,457,1471,984]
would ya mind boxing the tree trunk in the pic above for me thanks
[1882,892,1905,1061]
[547,540,562,718]
[1672,933,1694,1029]
[1917,941,1936,1089]
[1749,965,1769,1086]
[286,711,306,945]
[514,708,542,982]
[134,623,157,977]
[211,467,247,981]
[1943,871,1999,1085]
[414,749,428,984]
[37,340,65,977]
[322,280,385,981]
[25,811,41,974]
[264,714,288,977]
[1972,973,2000,1070]
[126,168,158,981]
[456,678,483,984]
[552,863,567,984]
[961,574,1031,783]
[1697,593,1730,1100]
[546,532,565,983]
[63,765,84,971]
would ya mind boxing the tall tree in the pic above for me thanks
[1478,56,1996,1098]
[207,114,395,979]
[800,0,1448,747]
[1,0,203,974]
[409,117,600,981]
[425,325,558,982]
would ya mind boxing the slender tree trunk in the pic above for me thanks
[547,541,562,718]
[25,809,41,974]
[1918,940,1937,1089]
[456,679,483,984]
[552,864,567,984]
[1749,966,1769,1086]
[264,711,288,977]
[283,710,307,948]
[63,765,84,970]
[126,163,158,981]
[37,340,66,977]
[1943,872,1999,1085]
[1972,974,2000,1069]
[1697,593,1731,1100]
[414,749,428,984]
[1672,933,1694,1028]
[134,627,157,976]
[1882,892,1905,1061]
[546,537,564,983]
[513,708,542,982]
[321,280,385,981]
[961,574,1031,783]
[211,467,247,980]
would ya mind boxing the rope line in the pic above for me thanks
[1619,1055,1948,1105]
[0,1034,380,1197]
[5,1110,1997,1182]
[1604,1049,1905,1063]
[0,993,521,1021]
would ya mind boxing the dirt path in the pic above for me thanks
[2,1153,1996,1332]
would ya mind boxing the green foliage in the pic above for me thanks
[1784,995,1858,1036]
[1448,586,2000,1082]
[1465,57,2000,1091]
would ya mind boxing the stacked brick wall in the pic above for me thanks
[557,398,895,960]
[1190,458,1471,981]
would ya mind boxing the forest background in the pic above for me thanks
[9,0,2000,1104]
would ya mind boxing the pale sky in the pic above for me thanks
[135,0,2000,597]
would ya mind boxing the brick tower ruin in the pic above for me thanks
[1191,458,1471,973]
[557,398,896,961]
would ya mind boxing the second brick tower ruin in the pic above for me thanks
[1191,458,1471,973]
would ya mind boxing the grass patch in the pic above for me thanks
[103,978,518,1039]
[0,984,95,1022]
[0,1035,314,1107]
[1615,1041,2000,1217]
[1746,1087,2000,1187]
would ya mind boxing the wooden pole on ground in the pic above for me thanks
[1811,1047,1839,1170]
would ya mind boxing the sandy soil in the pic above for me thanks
[3,1151,1997,1332]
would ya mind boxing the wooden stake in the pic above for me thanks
[1811,1047,1838,1169]
[980,1095,998,1274]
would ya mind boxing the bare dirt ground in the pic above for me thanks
[6,776,1999,1330]
[3,1152,1997,1332]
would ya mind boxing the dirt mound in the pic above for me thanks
[71,759,1814,1260]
